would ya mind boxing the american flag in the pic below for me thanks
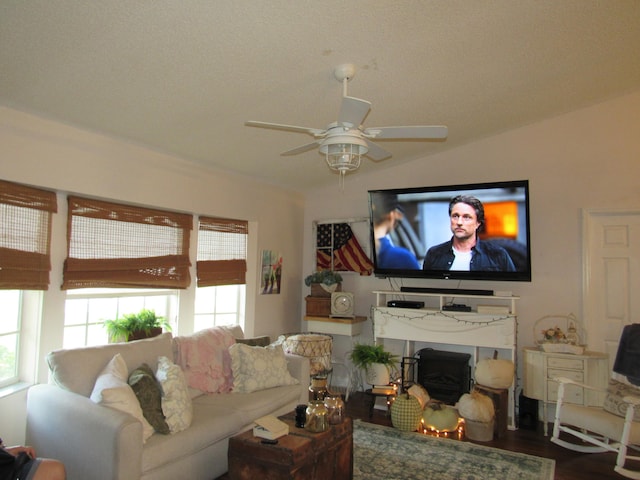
[316,223,373,275]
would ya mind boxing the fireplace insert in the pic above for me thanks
[416,348,471,405]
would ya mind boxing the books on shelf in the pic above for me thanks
[253,415,289,440]
[371,384,397,395]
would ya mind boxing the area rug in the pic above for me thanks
[353,421,555,480]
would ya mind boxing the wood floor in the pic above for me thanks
[218,391,635,479]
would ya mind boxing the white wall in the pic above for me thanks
[0,106,305,443]
[302,90,640,381]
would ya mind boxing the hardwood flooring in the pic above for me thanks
[218,391,634,479]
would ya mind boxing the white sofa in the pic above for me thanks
[26,330,310,480]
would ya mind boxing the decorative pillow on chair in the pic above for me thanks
[603,379,640,422]
[129,363,170,434]
[89,353,155,442]
[155,356,193,433]
[229,343,299,394]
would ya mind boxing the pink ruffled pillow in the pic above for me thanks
[173,327,237,393]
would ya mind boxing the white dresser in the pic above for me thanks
[522,347,609,435]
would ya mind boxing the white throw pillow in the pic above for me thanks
[155,356,193,433]
[229,343,299,394]
[90,353,154,442]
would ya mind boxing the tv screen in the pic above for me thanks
[368,180,531,282]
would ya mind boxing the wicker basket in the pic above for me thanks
[305,296,331,316]
[464,418,495,442]
[310,282,342,298]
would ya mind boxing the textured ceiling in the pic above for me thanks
[2,1,640,191]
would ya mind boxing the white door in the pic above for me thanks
[583,209,640,365]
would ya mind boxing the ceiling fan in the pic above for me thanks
[245,64,448,183]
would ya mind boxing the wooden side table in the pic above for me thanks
[228,414,353,480]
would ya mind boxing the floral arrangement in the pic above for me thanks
[542,326,567,343]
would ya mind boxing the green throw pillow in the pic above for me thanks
[129,363,170,435]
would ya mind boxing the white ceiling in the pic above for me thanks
[2,1,640,191]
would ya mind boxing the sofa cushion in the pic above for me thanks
[129,363,170,434]
[229,343,299,393]
[90,353,155,442]
[47,332,174,397]
[235,336,271,347]
[603,379,640,422]
[172,327,236,394]
[155,356,193,433]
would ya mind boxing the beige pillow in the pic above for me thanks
[90,354,155,442]
[155,356,193,433]
[229,343,299,394]
[603,379,640,422]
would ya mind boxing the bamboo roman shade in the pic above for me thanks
[0,180,57,290]
[62,196,193,289]
[197,216,248,287]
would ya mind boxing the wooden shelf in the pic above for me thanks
[303,315,367,336]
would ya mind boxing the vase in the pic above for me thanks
[365,363,390,386]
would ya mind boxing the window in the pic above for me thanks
[62,196,192,290]
[0,290,21,387]
[194,285,245,331]
[194,216,248,331]
[63,288,178,348]
[0,179,57,290]
[314,219,373,275]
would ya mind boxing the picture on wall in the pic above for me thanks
[261,250,282,295]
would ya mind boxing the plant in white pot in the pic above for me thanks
[349,343,399,386]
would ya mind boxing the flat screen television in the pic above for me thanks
[368,180,531,282]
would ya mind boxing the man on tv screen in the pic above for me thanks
[422,195,516,272]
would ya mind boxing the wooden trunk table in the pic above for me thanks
[228,413,353,480]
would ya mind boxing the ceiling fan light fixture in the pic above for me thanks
[320,135,368,175]
[324,143,363,173]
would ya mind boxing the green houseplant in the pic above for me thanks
[104,308,171,343]
[349,343,399,386]
[304,270,343,297]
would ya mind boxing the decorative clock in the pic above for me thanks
[331,292,355,318]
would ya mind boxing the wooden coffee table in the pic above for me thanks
[227,413,353,480]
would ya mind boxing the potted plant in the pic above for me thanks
[304,270,343,297]
[349,343,399,386]
[104,308,172,343]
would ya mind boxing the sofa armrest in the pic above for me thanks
[285,353,310,404]
[27,384,143,480]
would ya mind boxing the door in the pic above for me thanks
[583,209,640,365]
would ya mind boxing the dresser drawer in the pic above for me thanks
[547,357,584,370]
[547,380,584,404]
[547,368,584,382]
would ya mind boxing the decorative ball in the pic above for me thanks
[390,393,423,432]
[422,400,460,432]
[474,358,514,389]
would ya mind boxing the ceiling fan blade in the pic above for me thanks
[338,96,371,128]
[245,121,325,137]
[364,139,392,162]
[364,125,448,139]
[281,141,322,156]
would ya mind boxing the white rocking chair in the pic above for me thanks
[551,376,640,479]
